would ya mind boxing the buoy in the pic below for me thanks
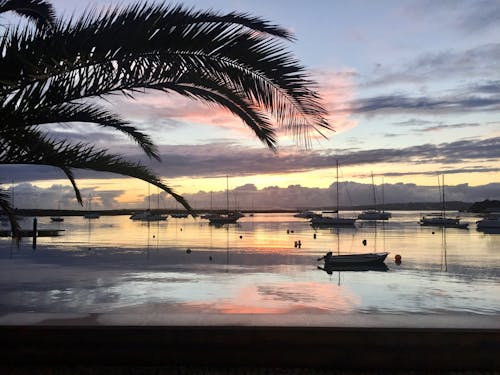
[313,233,317,239]
[239,235,243,239]
[362,239,367,246]
[287,229,290,234]
[180,228,183,231]
[186,248,192,254]
[152,235,155,238]
[432,231,435,234]
[291,230,294,233]
[395,254,402,265]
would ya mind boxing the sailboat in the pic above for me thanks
[83,195,100,219]
[317,226,389,267]
[208,176,240,226]
[358,173,391,220]
[419,175,468,229]
[51,200,64,222]
[130,185,167,221]
[310,160,357,226]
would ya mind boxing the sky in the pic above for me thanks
[2,0,500,210]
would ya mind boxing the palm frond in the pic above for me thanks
[0,132,192,211]
[0,2,331,149]
[0,0,55,28]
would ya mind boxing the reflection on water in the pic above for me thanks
[0,211,499,318]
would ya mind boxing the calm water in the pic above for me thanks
[0,211,499,324]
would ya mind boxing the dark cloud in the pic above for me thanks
[416,122,481,133]
[352,92,500,115]
[2,137,498,183]
[363,44,500,88]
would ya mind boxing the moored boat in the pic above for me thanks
[476,213,500,229]
[319,251,389,265]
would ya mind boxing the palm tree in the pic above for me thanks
[0,0,331,236]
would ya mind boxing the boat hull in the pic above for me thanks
[357,211,391,220]
[322,252,389,265]
[419,216,468,229]
[311,217,357,226]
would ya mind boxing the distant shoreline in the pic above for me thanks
[1,200,484,217]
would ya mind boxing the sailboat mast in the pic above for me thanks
[336,160,339,218]
[371,172,377,208]
[226,175,229,214]
[381,177,385,213]
[442,174,446,219]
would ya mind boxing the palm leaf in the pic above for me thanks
[0,0,55,28]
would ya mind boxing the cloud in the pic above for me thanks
[363,44,500,88]
[4,180,499,211]
[0,182,124,210]
[2,137,498,183]
[352,92,500,116]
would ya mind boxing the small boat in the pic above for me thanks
[83,195,100,219]
[130,210,167,221]
[294,210,320,219]
[310,161,357,227]
[208,212,240,226]
[208,176,240,226]
[170,212,189,218]
[476,213,500,229]
[418,175,468,229]
[318,251,389,265]
[83,212,100,219]
[50,216,64,222]
[419,214,468,229]
[358,209,391,220]
[357,173,392,221]
[311,215,357,226]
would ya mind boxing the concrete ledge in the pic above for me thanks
[1,326,499,370]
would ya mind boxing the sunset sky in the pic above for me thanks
[2,0,499,210]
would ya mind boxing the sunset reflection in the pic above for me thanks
[185,282,360,314]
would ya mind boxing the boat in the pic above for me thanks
[358,209,391,220]
[476,213,500,229]
[318,263,389,274]
[294,210,321,219]
[318,250,389,265]
[170,212,189,218]
[358,173,391,220]
[51,200,64,222]
[418,175,468,229]
[83,195,100,219]
[419,214,468,229]
[310,160,357,227]
[130,209,167,221]
[130,185,168,222]
[208,176,241,226]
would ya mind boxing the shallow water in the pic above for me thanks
[0,211,499,324]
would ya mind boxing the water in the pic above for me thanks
[0,211,499,326]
